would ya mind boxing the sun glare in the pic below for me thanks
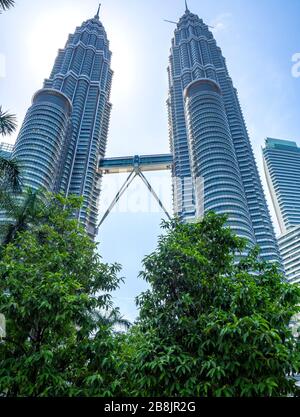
[25,5,137,102]
[109,31,137,102]
[26,7,84,83]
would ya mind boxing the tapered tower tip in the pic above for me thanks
[185,0,190,12]
[95,3,101,19]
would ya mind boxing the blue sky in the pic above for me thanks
[1,0,300,321]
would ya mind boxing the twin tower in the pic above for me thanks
[12,5,281,263]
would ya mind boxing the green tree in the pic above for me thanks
[0,0,15,13]
[0,194,125,396]
[0,107,21,192]
[0,188,45,245]
[121,213,300,397]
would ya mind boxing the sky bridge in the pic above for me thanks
[97,154,174,231]
[98,154,173,174]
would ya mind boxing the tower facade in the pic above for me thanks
[13,89,72,192]
[167,5,281,262]
[13,7,113,237]
[263,138,300,234]
[0,143,14,159]
[263,138,300,283]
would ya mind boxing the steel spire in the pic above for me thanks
[185,0,190,12]
[95,3,101,19]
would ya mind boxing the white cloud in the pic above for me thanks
[210,12,232,34]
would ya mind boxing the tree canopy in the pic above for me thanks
[0,194,125,396]
[119,213,300,397]
[0,202,299,397]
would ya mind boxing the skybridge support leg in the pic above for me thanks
[96,168,172,230]
[137,170,172,221]
[96,170,136,231]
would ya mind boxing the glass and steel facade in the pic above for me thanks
[167,6,280,262]
[0,143,14,159]
[263,138,300,282]
[13,89,72,192]
[184,79,256,243]
[263,138,300,234]
[12,9,112,237]
[278,226,300,284]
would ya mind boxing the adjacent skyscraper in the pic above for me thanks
[0,143,14,159]
[13,6,112,237]
[263,138,300,283]
[263,138,300,234]
[167,4,281,262]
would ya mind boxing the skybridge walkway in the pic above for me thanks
[97,154,173,230]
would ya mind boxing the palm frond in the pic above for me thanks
[0,107,17,136]
[21,188,45,216]
[0,189,19,215]
[94,308,131,332]
[0,0,15,12]
[0,156,22,192]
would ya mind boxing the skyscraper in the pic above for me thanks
[263,138,300,283]
[12,6,112,237]
[263,138,300,234]
[278,228,300,284]
[0,143,14,159]
[167,4,281,262]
